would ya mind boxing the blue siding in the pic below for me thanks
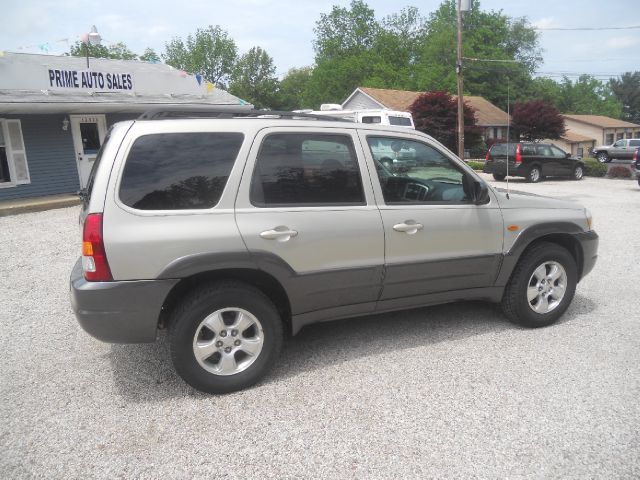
[0,113,138,201]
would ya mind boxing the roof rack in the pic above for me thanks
[138,106,350,122]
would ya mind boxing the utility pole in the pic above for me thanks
[456,0,470,159]
[456,0,464,159]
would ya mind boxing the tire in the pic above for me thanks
[596,152,610,163]
[526,166,542,183]
[169,281,283,394]
[501,242,577,328]
[493,173,506,181]
[572,165,584,180]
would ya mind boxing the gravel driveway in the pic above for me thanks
[1,176,639,478]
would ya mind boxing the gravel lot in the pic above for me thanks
[1,175,639,479]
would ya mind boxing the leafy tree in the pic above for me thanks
[557,75,623,118]
[68,41,138,60]
[415,0,541,109]
[610,71,640,123]
[229,47,279,108]
[511,100,565,141]
[409,91,481,152]
[275,67,314,110]
[163,25,237,87]
[139,48,161,63]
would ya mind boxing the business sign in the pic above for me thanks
[47,68,134,91]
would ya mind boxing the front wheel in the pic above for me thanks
[493,173,506,181]
[572,165,584,180]
[501,242,577,328]
[169,282,283,394]
[527,166,542,183]
[596,152,610,163]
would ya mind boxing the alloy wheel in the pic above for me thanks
[526,261,567,314]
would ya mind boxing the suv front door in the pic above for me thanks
[235,127,385,318]
[359,132,504,309]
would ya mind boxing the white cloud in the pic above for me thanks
[606,36,640,49]
[532,17,560,29]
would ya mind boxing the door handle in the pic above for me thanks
[393,221,423,235]
[260,227,298,241]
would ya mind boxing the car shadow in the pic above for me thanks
[108,294,597,401]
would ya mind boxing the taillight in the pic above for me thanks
[634,148,638,162]
[82,213,112,281]
[485,146,491,161]
[515,144,523,164]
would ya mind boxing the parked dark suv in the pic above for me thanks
[484,142,585,183]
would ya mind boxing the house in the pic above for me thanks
[549,131,596,159]
[562,115,640,148]
[342,87,511,141]
[0,52,249,201]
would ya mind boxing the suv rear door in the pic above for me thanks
[235,126,384,317]
[359,131,504,308]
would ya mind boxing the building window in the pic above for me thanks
[577,147,584,158]
[605,133,614,144]
[617,132,624,140]
[0,119,30,187]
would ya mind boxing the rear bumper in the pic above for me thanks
[574,230,598,280]
[483,162,527,176]
[70,258,178,343]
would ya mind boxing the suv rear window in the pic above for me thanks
[489,143,516,157]
[119,132,243,210]
[388,116,412,126]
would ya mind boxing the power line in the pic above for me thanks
[534,25,640,31]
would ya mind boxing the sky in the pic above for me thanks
[1,0,638,82]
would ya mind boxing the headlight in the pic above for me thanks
[585,208,593,231]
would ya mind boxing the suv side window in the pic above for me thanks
[367,136,472,204]
[629,139,640,147]
[550,145,568,158]
[119,132,243,210]
[536,144,553,157]
[613,139,625,147]
[250,133,365,207]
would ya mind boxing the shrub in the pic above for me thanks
[466,160,484,171]
[607,165,632,179]
[583,158,607,177]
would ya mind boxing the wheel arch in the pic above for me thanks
[496,225,587,286]
[159,268,292,332]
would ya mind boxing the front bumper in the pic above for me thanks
[574,230,599,280]
[70,258,178,343]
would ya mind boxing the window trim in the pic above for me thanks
[249,131,368,209]
[0,119,30,189]
[362,133,479,206]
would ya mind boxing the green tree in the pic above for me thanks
[139,48,161,63]
[415,0,541,109]
[511,100,565,141]
[163,25,237,87]
[229,47,279,108]
[276,67,315,110]
[558,75,623,118]
[68,41,138,60]
[610,71,640,123]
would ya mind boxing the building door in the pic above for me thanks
[70,114,107,189]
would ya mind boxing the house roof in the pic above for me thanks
[562,114,640,129]
[561,130,596,144]
[354,87,510,126]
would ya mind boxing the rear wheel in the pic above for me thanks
[169,281,283,394]
[572,165,584,180]
[501,242,577,328]
[492,173,506,181]
[596,152,610,163]
[527,166,542,183]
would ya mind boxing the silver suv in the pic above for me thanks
[593,138,640,163]
[70,108,599,393]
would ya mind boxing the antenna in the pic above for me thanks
[505,78,511,200]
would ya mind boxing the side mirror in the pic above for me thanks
[565,152,571,158]
[473,180,490,205]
